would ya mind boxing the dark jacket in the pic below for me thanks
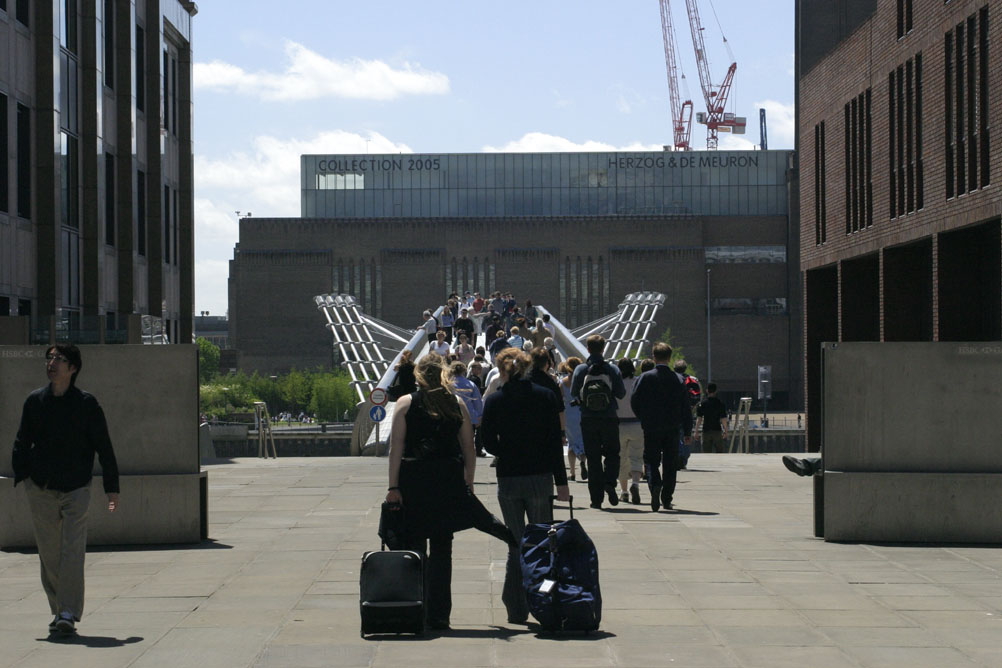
[630,364,693,434]
[12,385,120,493]
[481,379,567,485]
[528,368,564,413]
[569,354,627,418]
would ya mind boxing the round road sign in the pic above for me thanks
[369,405,387,423]
[369,387,388,406]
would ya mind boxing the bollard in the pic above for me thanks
[813,473,824,538]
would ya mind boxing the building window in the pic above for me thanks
[316,173,365,189]
[16,102,30,219]
[103,0,114,89]
[62,229,80,307]
[163,49,169,132]
[897,0,913,39]
[135,25,145,112]
[15,0,27,27]
[137,170,146,256]
[164,184,170,263]
[889,53,923,218]
[946,7,990,199]
[173,188,178,266]
[705,246,787,263]
[60,133,79,228]
[0,94,7,213]
[105,153,115,246]
[59,0,77,53]
[844,89,872,234]
[170,54,177,135]
[814,121,826,245]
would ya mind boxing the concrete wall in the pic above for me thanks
[0,344,203,546]
[822,342,1002,541]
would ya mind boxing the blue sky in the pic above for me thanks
[193,0,795,315]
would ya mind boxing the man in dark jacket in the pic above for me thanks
[11,344,120,635]
[631,342,693,511]
[570,335,627,509]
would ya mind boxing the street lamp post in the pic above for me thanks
[706,268,711,383]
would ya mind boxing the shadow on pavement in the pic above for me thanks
[40,633,144,648]
[668,509,719,516]
[5,539,236,555]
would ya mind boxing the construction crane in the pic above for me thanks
[683,0,744,149]
[659,0,693,150]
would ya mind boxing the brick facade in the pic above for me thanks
[798,0,1002,448]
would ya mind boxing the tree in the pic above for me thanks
[308,372,356,421]
[280,369,311,414]
[196,337,220,383]
[659,327,696,376]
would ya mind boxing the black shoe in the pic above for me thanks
[650,485,662,512]
[630,484,641,505]
[580,461,589,480]
[782,455,813,477]
[606,485,619,506]
[590,501,602,509]
[427,619,451,630]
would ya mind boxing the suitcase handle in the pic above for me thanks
[550,495,574,521]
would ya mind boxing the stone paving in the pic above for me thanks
[2,454,1001,667]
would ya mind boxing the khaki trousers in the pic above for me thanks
[702,431,727,453]
[24,480,91,620]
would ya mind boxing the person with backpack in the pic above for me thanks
[569,335,627,509]
[631,342,693,511]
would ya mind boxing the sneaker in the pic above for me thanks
[630,484,641,505]
[48,616,59,633]
[650,485,662,512]
[55,613,75,634]
[606,486,619,506]
[619,491,630,503]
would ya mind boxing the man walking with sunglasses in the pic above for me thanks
[11,344,120,635]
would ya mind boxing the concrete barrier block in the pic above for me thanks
[0,472,206,548]
[824,471,1002,543]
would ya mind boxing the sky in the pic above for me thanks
[192,0,796,315]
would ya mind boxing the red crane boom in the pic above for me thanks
[684,0,738,149]
[659,0,693,150]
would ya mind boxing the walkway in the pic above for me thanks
[2,454,1001,667]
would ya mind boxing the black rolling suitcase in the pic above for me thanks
[360,503,423,637]
[519,496,602,633]
[359,547,424,636]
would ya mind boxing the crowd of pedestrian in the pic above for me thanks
[377,291,731,629]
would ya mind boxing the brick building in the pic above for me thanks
[797,0,1001,448]
[230,150,802,408]
[0,0,196,344]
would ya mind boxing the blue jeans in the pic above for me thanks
[497,474,553,622]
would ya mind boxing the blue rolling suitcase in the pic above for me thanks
[519,496,601,633]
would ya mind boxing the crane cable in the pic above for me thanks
[705,0,735,63]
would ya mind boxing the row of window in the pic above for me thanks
[813,5,990,246]
[0,95,30,218]
[0,0,31,27]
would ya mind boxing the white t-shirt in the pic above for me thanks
[429,341,451,356]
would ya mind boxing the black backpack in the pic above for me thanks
[579,362,614,412]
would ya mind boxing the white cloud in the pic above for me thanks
[194,259,231,318]
[193,41,450,101]
[482,132,663,153]
[194,130,413,313]
[616,95,632,114]
[754,99,795,149]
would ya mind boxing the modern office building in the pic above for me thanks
[0,0,196,344]
[797,0,1001,448]
[230,149,802,409]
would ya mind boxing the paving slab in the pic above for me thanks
[2,453,1002,667]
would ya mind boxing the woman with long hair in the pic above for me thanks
[386,353,512,630]
[481,350,569,625]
